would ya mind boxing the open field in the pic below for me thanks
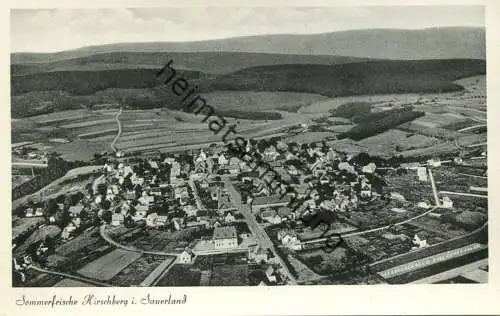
[359,130,439,155]
[203,91,328,113]
[156,264,201,286]
[210,264,249,286]
[77,249,142,281]
[53,278,94,287]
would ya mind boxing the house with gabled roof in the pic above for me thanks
[249,245,268,263]
[252,194,291,211]
[224,211,235,223]
[179,248,195,264]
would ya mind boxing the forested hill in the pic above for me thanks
[11,27,485,62]
[11,59,485,118]
[12,59,485,97]
[206,59,486,97]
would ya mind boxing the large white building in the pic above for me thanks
[213,226,238,249]
[417,167,428,182]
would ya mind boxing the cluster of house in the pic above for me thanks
[101,158,200,225]
[102,156,256,254]
[234,143,383,225]
[192,148,244,175]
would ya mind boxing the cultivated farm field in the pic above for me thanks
[77,249,142,281]
[11,72,486,163]
[203,91,328,113]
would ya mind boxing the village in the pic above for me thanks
[11,132,488,286]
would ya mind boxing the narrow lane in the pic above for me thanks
[428,168,441,207]
[110,107,123,153]
[188,178,205,210]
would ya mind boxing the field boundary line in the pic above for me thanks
[29,265,113,287]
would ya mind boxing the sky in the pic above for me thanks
[10,6,485,52]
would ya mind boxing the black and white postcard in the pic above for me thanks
[2,2,499,315]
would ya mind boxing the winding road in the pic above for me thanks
[110,107,123,153]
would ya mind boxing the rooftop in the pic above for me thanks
[253,194,291,206]
[213,226,237,240]
[68,205,84,215]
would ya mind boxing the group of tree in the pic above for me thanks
[351,107,415,124]
[339,110,425,141]
[329,102,372,120]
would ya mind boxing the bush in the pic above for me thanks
[329,102,371,120]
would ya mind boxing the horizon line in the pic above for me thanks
[11,25,484,54]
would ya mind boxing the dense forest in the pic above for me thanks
[209,59,485,97]
[339,110,426,141]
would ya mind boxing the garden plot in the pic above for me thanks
[110,254,168,286]
[209,264,249,286]
[55,229,101,257]
[77,249,142,281]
